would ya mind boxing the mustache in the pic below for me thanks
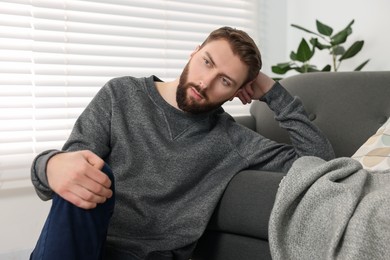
[186,82,208,99]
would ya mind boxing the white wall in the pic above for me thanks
[284,0,390,74]
[256,0,288,74]
[0,183,50,258]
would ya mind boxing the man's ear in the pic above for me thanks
[190,45,201,57]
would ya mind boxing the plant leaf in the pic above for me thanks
[316,20,333,36]
[294,66,305,73]
[331,30,349,45]
[291,24,322,38]
[339,41,364,61]
[272,64,292,74]
[321,65,332,71]
[290,51,297,61]
[296,38,314,62]
[310,38,331,50]
[354,59,370,71]
[307,66,320,72]
[291,24,316,34]
[331,20,354,45]
[276,62,292,68]
[342,20,355,34]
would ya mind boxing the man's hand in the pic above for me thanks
[47,150,113,209]
[235,71,275,105]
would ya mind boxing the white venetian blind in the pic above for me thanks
[0,0,258,187]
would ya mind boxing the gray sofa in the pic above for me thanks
[192,71,390,260]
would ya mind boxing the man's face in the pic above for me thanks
[176,39,248,114]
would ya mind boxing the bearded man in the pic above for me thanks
[30,26,334,260]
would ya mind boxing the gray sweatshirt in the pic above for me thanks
[31,75,334,258]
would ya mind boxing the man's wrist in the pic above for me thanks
[33,150,63,189]
[259,82,296,115]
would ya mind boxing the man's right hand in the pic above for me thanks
[47,150,113,209]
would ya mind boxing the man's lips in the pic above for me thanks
[189,86,204,101]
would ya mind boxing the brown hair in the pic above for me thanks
[200,26,262,85]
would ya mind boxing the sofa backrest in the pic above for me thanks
[250,71,390,157]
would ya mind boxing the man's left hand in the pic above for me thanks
[234,71,275,105]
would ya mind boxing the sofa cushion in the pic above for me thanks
[352,117,390,170]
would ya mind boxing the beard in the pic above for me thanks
[176,62,224,114]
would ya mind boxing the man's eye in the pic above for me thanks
[221,77,231,86]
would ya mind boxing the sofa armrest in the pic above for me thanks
[234,115,256,131]
[192,170,285,260]
[207,170,285,239]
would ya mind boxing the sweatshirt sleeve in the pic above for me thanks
[230,82,335,173]
[262,82,334,159]
[31,150,62,200]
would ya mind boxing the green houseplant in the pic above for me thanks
[272,19,370,75]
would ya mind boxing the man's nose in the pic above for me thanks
[199,80,208,90]
[199,74,214,89]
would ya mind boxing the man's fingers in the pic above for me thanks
[82,150,105,170]
[72,183,109,204]
[61,177,111,209]
[84,169,113,198]
[81,150,112,189]
[237,90,252,105]
[84,164,112,189]
[61,190,98,210]
[243,83,254,96]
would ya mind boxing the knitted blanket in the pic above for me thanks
[268,156,390,260]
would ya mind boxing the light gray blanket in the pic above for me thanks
[269,156,390,260]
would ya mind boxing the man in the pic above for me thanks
[30,27,334,259]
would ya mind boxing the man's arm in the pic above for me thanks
[231,71,335,172]
[31,81,115,209]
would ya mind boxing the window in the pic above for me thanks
[0,0,259,187]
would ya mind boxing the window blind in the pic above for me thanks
[0,0,259,188]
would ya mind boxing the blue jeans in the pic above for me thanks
[30,164,195,260]
[30,164,115,260]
